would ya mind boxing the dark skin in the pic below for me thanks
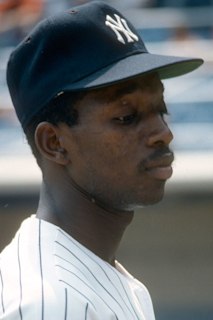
[35,73,174,266]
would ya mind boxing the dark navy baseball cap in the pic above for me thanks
[7,0,203,128]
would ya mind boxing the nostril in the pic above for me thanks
[147,126,173,147]
[153,140,165,148]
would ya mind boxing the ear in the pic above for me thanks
[35,122,70,165]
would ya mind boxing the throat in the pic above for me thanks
[36,179,134,265]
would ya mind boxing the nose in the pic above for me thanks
[146,115,173,148]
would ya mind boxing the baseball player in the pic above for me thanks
[0,1,203,319]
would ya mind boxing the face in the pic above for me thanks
[59,73,174,211]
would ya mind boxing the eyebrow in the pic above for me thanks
[109,81,165,102]
[110,83,140,101]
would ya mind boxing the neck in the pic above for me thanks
[36,175,134,266]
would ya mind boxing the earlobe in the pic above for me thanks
[35,122,69,165]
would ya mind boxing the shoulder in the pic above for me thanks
[0,242,99,319]
[0,218,101,319]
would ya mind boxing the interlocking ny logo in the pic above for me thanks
[105,14,139,45]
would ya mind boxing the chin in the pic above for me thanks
[135,184,165,208]
[141,194,164,207]
[99,181,166,212]
[120,190,165,211]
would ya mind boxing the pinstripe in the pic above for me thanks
[55,254,130,319]
[55,240,124,316]
[57,230,138,319]
[64,288,68,320]
[17,234,23,320]
[110,267,141,320]
[55,254,136,319]
[56,264,118,317]
[100,265,140,320]
[96,264,138,320]
[55,254,88,280]
[0,265,4,313]
[59,280,97,310]
[0,217,155,319]
[38,220,44,320]
[85,303,88,320]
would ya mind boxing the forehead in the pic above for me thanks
[83,72,164,103]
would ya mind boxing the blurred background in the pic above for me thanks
[0,0,212,319]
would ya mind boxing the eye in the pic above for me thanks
[160,110,169,117]
[114,113,137,125]
[159,110,170,124]
[159,102,169,118]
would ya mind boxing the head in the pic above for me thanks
[7,1,203,211]
[23,72,173,210]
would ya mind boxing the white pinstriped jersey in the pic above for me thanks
[0,215,156,319]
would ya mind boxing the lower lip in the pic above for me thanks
[145,166,173,180]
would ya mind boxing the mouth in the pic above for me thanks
[144,152,174,180]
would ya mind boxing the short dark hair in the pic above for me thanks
[23,91,85,165]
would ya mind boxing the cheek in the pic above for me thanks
[100,136,129,159]
[102,128,148,161]
[71,123,148,178]
[95,132,133,159]
[86,131,143,176]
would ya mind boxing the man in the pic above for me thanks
[0,1,203,319]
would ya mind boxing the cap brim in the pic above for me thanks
[64,52,203,91]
